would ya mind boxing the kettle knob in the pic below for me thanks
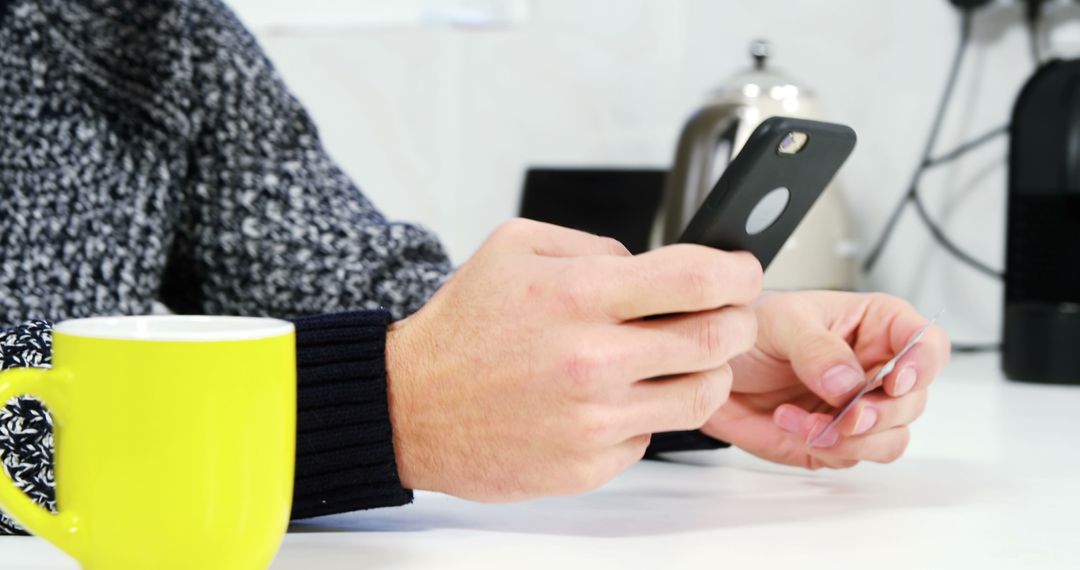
[750,39,770,70]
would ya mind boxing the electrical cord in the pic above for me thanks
[944,2,1048,355]
[922,124,1009,169]
[861,7,1016,354]
[1025,0,1046,64]
[1027,19,1041,63]
[913,123,1012,280]
[916,122,1011,280]
[862,9,1001,277]
[910,189,1005,278]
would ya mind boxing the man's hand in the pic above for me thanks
[386,219,763,501]
[703,291,951,470]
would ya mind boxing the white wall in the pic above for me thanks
[228,0,1080,345]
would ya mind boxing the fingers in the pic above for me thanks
[559,306,755,390]
[774,387,928,441]
[756,292,951,408]
[625,306,758,378]
[748,293,947,471]
[854,296,951,397]
[774,406,835,446]
[493,222,763,323]
[591,244,763,321]
[880,328,951,397]
[813,427,911,465]
[490,218,632,258]
[774,397,920,465]
[626,366,734,434]
[769,317,868,407]
[832,389,929,437]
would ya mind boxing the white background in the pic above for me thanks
[225,0,530,29]
[225,0,1080,346]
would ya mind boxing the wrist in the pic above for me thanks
[385,316,433,492]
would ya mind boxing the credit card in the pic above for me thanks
[807,310,942,448]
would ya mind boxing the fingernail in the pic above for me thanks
[894,367,917,396]
[775,407,803,433]
[853,407,878,435]
[809,423,840,448]
[822,365,862,397]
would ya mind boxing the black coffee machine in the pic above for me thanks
[1004,59,1080,384]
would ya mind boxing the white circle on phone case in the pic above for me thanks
[745,187,790,235]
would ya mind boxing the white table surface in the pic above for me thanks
[6,354,1079,569]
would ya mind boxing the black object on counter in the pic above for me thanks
[519,168,664,255]
[1004,59,1080,385]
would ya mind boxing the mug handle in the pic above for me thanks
[0,368,82,558]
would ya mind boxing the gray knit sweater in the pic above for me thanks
[0,0,451,535]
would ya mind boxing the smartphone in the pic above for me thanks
[677,117,857,269]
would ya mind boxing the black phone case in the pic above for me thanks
[677,117,857,269]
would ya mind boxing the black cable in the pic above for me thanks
[923,124,1008,169]
[862,3,1048,354]
[944,5,1048,356]
[1025,0,1046,65]
[862,10,975,274]
[909,188,1004,278]
[1027,21,1041,64]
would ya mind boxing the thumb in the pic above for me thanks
[782,324,866,407]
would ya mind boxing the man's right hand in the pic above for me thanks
[385,219,762,502]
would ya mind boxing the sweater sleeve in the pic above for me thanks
[158,0,451,322]
[289,310,412,519]
[146,3,445,519]
[149,1,443,519]
[0,321,56,536]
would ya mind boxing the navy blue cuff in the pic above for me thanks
[289,310,412,519]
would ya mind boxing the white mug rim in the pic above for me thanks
[53,315,295,342]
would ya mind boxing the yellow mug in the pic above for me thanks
[0,316,296,569]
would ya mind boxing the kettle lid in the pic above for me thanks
[708,39,815,103]
[750,39,770,71]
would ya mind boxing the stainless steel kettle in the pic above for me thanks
[653,40,857,290]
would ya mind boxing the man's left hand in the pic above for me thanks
[702,291,951,470]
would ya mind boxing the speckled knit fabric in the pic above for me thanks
[0,0,451,534]
[0,0,449,324]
